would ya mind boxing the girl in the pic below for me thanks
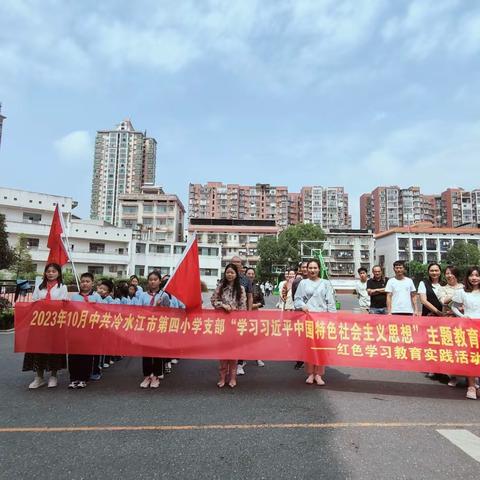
[130,275,144,298]
[128,284,139,305]
[418,263,445,317]
[211,263,247,388]
[68,273,102,389]
[23,263,69,389]
[115,282,132,305]
[294,259,337,386]
[452,266,480,400]
[137,270,170,388]
[281,269,297,311]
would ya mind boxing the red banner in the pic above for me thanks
[14,301,480,376]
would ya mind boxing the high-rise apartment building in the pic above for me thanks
[441,188,480,227]
[90,119,156,225]
[0,104,6,149]
[300,186,351,229]
[188,182,289,227]
[287,192,301,225]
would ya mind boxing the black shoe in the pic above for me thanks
[294,361,304,370]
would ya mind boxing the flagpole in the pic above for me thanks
[57,204,80,291]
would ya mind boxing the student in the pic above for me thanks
[385,261,418,316]
[127,284,139,305]
[211,263,247,388]
[418,263,444,317]
[367,265,388,315]
[115,282,132,305]
[294,259,337,386]
[130,275,144,297]
[354,267,370,313]
[68,273,102,389]
[292,262,309,370]
[23,263,69,389]
[137,270,170,388]
[96,279,115,369]
[246,267,266,367]
[451,266,480,400]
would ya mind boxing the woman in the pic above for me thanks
[23,263,69,389]
[418,263,445,317]
[211,263,247,388]
[281,269,297,311]
[137,270,170,388]
[245,267,266,367]
[439,266,464,387]
[452,266,480,400]
[294,259,337,386]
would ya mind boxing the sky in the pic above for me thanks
[1,0,480,227]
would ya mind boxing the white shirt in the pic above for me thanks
[385,277,416,314]
[417,281,442,298]
[452,289,480,319]
[355,280,370,308]
[32,284,69,301]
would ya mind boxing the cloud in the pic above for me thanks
[53,131,92,165]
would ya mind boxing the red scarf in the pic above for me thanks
[45,281,58,300]
[147,291,158,306]
[80,293,90,302]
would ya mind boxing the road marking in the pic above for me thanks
[437,429,480,463]
[0,422,480,434]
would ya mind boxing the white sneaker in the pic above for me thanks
[466,386,477,400]
[48,376,58,388]
[140,376,151,388]
[29,376,46,389]
[77,381,87,389]
[237,364,245,375]
[171,359,179,364]
[447,378,458,388]
[150,376,160,388]
[103,363,110,368]
[256,360,265,367]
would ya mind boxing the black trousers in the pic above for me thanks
[92,355,103,375]
[142,357,164,377]
[69,355,93,382]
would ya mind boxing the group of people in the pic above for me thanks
[20,257,480,399]
[23,265,182,390]
[353,260,480,399]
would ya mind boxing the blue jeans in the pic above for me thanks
[369,307,387,315]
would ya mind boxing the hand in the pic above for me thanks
[302,306,309,313]
[413,311,420,317]
[222,304,232,313]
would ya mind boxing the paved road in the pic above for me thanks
[1,295,479,479]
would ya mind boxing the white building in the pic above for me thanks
[375,225,480,277]
[0,187,221,288]
[322,229,375,278]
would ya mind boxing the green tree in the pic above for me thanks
[256,224,326,281]
[445,242,480,269]
[10,234,36,279]
[0,214,14,270]
[406,261,429,286]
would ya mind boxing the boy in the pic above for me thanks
[385,261,418,315]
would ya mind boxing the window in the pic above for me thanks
[23,212,42,223]
[398,238,408,251]
[150,266,170,276]
[122,206,138,214]
[440,239,452,252]
[426,239,437,251]
[135,265,145,276]
[200,268,219,276]
[174,246,186,254]
[149,244,171,254]
[142,218,153,226]
[143,204,153,213]
[89,243,105,253]
[136,243,146,254]
[412,238,423,251]
[26,238,40,249]
[199,247,219,256]
[87,266,104,275]
[413,252,424,262]
[156,218,167,226]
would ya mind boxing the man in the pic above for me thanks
[385,260,418,316]
[354,267,370,313]
[231,256,252,375]
[367,265,388,315]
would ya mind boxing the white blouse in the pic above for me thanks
[32,284,69,301]
[452,289,480,319]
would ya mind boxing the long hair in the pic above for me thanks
[219,263,243,303]
[146,270,161,294]
[464,266,480,293]
[426,262,445,286]
[39,263,63,290]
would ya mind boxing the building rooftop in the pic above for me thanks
[375,224,480,239]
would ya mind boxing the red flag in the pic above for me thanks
[47,204,69,266]
[164,234,202,310]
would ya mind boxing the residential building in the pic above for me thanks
[118,185,185,243]
[188,218,279,268]
[0,187,131,277]
[375,224,480,277]
[441,188,480,227]
[188,182,289,228]
[0,103,5,149]
[90,119,157,225]
[300,186,351,229]
[288,192,301,225]
[321,229,374,278]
